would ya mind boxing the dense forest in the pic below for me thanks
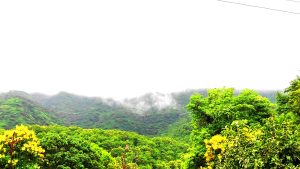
[0,76,299,168]
[0,89,276,137]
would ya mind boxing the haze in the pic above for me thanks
[0,0,299,99]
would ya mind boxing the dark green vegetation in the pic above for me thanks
[1,91,186,136]
[0,89,277,138]
[1,79,298,168]
[277,76,300,116]
[0,97,59,129]
[161,115,192,142]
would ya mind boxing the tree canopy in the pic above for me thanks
[183,79,300,168]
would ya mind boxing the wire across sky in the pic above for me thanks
[216,0,300,14]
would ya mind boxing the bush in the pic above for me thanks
[204,114,300,168]
[0,125,45,168]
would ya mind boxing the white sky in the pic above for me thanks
[0,0,300,99]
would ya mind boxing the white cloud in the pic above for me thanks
[0,0,299,99]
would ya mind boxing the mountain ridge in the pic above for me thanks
[0,89,278,136]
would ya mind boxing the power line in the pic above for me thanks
[285,0,300,3]
[216,0,300,14]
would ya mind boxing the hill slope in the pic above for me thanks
[29,125,189,168]
[0,96,61,129]
[0,89,278,135]
[30,92,183,135]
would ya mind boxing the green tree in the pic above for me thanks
[184,88,275,168]
[36,130,119,169]
[277,76,300,116]
[208,113,300,168]
[0,125,45,169]
[30,125,188,169]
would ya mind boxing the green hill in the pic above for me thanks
[0,89,278,136]
[0,96,61,129]
[30,92,184,135]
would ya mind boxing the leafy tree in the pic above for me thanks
[203,134,226,169]
[30,125,188,169]
[0,125,45,169]
[184,88,275,168]
[204,113,300,168]
[36,129,118,169]
[277,76,300,116]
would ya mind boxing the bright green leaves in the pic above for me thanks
[35,127,118,169]
[194,114,300,168]
[187,88,274,134]
[234,89,275,123]
[185,88,276,168]
[185,82,300,168]
[29,125,188,169]
[217,114,300,168]
[278,76,300,116]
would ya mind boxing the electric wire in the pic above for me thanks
[216,0,300,14]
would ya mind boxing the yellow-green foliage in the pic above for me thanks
[30,125,188,169]
[0,125,45,168]
[202,116,300,169]
[204,135,226,166]
[184,88,275,168]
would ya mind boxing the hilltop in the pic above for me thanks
[0,93,61,129]
[0,89,277,137]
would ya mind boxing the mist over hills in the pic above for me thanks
[0,89,278,136]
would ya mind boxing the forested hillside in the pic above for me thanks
[0,125,188,168]
[32,125,188,168]
[0,89,277,137]
[0,75,299,168]
[0,96,60,129]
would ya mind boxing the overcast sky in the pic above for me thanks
[0,0,300,99]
